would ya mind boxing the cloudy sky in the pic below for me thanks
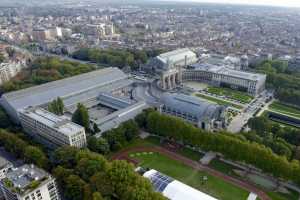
[165,0,300,8]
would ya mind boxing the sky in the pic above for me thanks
[165,0,300,8]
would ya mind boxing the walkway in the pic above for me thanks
[112,146,271,200]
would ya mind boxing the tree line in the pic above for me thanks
[72,48,164,70]
[251,60,300,107]
[1,57,95,93]
[247,116,300,160]
[136,109,300,185]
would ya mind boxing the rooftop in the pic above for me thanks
[2,67,129,112]
[157,48,197,65]
[4,164,50,195]
[161,93,223,121]
[19,107,83,137]
[190,63,266,81]
[143,169,218,200]
[0,156,11,169]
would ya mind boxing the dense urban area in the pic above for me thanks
[0,0,299,200]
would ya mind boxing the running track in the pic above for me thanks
[111,146,271,200]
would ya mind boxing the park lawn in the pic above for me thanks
[133,152,249,200]
[195,93,243,109]
[207,86,253,104]
[209,159,239,178]
[177,147,204,161]
[266,189,299,200]
[269,101,300,119]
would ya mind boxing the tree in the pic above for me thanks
[0,107,12,128]
[0,53,4,63]
[24,146,49,169]
[87,137,110,155]
[93,123,101,134]
[92,192,104,200]
[72,103,90,131]
[64,175,87,200]
[53,146,78,168]
[48,97,64,115]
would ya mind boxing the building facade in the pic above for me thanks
[183,63,266,96]
[19,107,86,149]
[0,62,23,86]
[0,157,13,180]
[159,93,226,131]
[145,48,198,90]
[0,164,60,200]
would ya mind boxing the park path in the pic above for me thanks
[112,146,271,200]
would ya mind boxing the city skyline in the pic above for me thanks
[164,0,300,8]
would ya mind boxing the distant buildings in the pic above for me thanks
[19,107,86,149]
[143,169,218,200]
[184,63,266,96]
[159,93,226,131]
[0,164,60,200]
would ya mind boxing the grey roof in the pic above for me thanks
[98,92,135,110]
[5,164,50,193]
[161,93,221,121]
[2,67,130,114]
[157,48,197,65]
[0,156,11,169]
[190,63,266,81]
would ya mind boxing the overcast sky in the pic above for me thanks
[165,0,300,8]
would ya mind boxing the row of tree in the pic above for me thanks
[247,116,300,160]
[1,57,95,93]
[72,48,164,70]
[252,60,300,107]
[88,120,139,154]
[136,109,300,185]
[0,130,49,169]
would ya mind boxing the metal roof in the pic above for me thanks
[2,67,130,115]
[161,93,222,121]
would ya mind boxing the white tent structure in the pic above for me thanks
[143,169,218,200]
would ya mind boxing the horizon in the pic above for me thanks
[162,0,300,8]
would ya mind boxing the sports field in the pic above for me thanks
[131,152,249,200]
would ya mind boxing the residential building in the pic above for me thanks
[159,93,227,131]
[0,164,60,200]
[19,107,86,149]
[0,157,12,180]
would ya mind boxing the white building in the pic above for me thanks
[0,62,23,86]
[0,157,13,180]
[143,169,218,200]
[0,164,60,200]
[184,63,266,96]
[19,107,86,149]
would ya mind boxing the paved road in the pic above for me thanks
[112,146,271,200]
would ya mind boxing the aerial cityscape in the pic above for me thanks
[0,0,299,200]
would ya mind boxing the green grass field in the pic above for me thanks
[133,152,250,200]
[207,87,254,104]
[269,101,300,119]
[195,93,243,109]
